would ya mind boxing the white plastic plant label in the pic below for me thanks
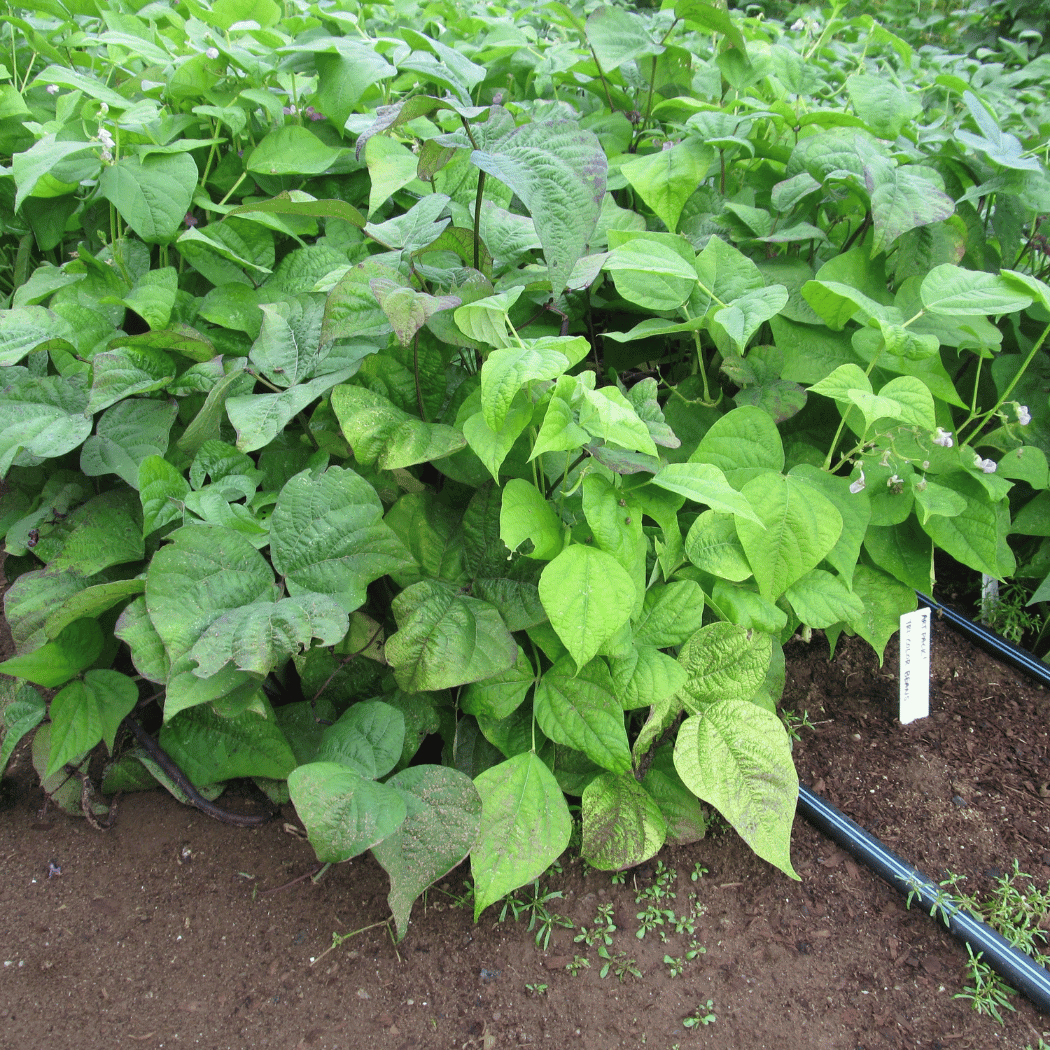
[899,608,931,724]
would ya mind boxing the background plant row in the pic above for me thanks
[0,0,1048,938]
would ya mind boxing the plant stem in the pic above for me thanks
[308,918,392,966]
[823,406,858,471]
[297,411,321,451]
[13,233,32,292]
[218,172,248,207]
[200,121,221,187]
[589,46,615,113]
[840,211,872,253]
[957,320,1050,446]
[458,115,485,271]
[530,431,544,496]
[473,171,485,272]
[690,332,713,402]
[642,54,658,129]
[413,333,427,421]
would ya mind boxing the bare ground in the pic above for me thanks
[1,616,1049,1050]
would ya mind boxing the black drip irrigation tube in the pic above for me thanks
[916,591,1050,689]
[795,593,1050,1016]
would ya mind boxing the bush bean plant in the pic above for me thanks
[0,0,1048,938]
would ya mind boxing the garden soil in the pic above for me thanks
[1,603,1049,1050]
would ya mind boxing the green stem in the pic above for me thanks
[9,23,18,90]
[641,54,658,128]
[217,172,247,207]
[958,321,1050,446]
[588,45,615,113]
[530,431,544,497]
[822,406,858,471]
[458,116,485,272]
[298,411,321,451]
[473,170,485,272]
[691,331,712,402]
[969,356,984,418]
[13,233,33,293]
[307,918,394,966]
[823,344,885,470]
[829,437,866,475]
[695,280,727,310]
[413,333,427,422]
[659,17,681,46]
[804,0,843,61]
[200,120,221,187]
[247,369,282,393]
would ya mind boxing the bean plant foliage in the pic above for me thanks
[1,0,1049,938]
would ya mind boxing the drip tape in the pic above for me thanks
[797,785,1050,1014]
[916,591,1050,689]
[796,594,1050,1016]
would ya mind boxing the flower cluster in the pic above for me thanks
[846,423,990,497]
[283,104,325,121]
[97,126,115,162]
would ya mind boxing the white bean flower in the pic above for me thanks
[849,469,866,494]
[973,454,997,474]
[932,427,953,447]
[206,46,219,59]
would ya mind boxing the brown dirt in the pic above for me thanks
[1,610,1049,1050]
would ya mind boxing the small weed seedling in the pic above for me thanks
[309,919,395,967]
[575,902,617,948]
[690,863,709,882]
[565,955,590,976]
[671,910,696,936]
[683,1001,717,1028]
[958,864,1050,1023]
[525,983,548,997]
[911,862,1050,1024]
[636,903,675,941]
[498,880,573,950]
[663,954,686,977]
[905,871,965,928]
[441,879,476,911]
[687,892,708,919]
[956,945,1017,1025]
[597,945,642,982]
[780,707,819,742]
[634,861,677,902]
[980,580,1047,648]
